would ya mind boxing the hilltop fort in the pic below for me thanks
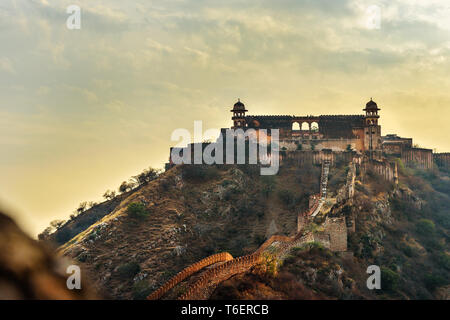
[42,98,449,301]
[168,98,448,173]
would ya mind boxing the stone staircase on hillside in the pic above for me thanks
[311,160,330,217]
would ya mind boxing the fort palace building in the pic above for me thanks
[231,98,382,155]
[167,98,450,172]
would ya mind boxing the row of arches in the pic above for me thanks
[292,121,319,131]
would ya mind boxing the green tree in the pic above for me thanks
[381,267,400,292]
[127,202,149,219]
[133,167,160,186]
[416,219,435,235]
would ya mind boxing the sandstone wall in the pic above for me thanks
[152,221,348,300]
[178,253,261,300]
[147,252,233,300]
[401,148,433,170]
[322,217,347,252]
[363,159,397,182]
[177,231,325,300]
[434,153,450,170]
[282,150,354,167]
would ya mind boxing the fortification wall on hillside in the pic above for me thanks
[434,153,450,170]
[297,194,320,232]
[401,148,433,170]
[177,218,349,300]
[282,150,354,167]
[254,235,293,255]
[147,252,233,300]
[178,252,262,300]
[280,139,360,153]
[149,215,348,300]
[322,217,347,252]
[337,161,357,202]
[362,159,397,182]
[152,155,350,300]
[178,233,296,300]
[177,231,319,300]
[147,234,294,300]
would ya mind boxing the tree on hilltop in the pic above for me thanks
[50,219,65,230]
[132,167,160,186]
[119,180,136,193]
[103,190,116,200]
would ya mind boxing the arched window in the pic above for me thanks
[311,122,319,132]
[292,122,300,130]
[301,122,309,130]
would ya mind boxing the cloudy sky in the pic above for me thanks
[1,0,450,236]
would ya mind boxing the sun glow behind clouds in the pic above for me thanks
[0,0,449,236]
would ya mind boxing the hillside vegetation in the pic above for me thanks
[47,159,449,299]
[51,163,320,299]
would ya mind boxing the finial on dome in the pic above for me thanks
[231,98,247,112]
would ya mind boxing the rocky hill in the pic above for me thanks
[47,160,449,300]
[50,163,320,299]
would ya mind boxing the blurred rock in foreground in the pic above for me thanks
[0,211,97,299]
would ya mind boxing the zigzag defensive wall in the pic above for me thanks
[147,252,233,300]
[149,158,364,300]
[177,233,309,300]
[148,223,323,300]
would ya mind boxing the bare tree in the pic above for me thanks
[76,201,88,214]
[103,190,116,200]
[119,180,136,193]
[50,219,65,230]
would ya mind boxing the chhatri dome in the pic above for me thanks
[231,99,247,112]
[364,98,380,111]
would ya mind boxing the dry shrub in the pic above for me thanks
[272,272,316,299]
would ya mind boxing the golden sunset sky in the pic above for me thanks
[1,0,450,236]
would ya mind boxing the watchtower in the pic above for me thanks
[363,98,380,126]
[363,98,382,156]
[230,99,248,129]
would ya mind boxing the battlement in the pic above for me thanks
[434,153,450,170]
[319,115,365,118]
[147,252,233,300]
[246,115,293,119]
